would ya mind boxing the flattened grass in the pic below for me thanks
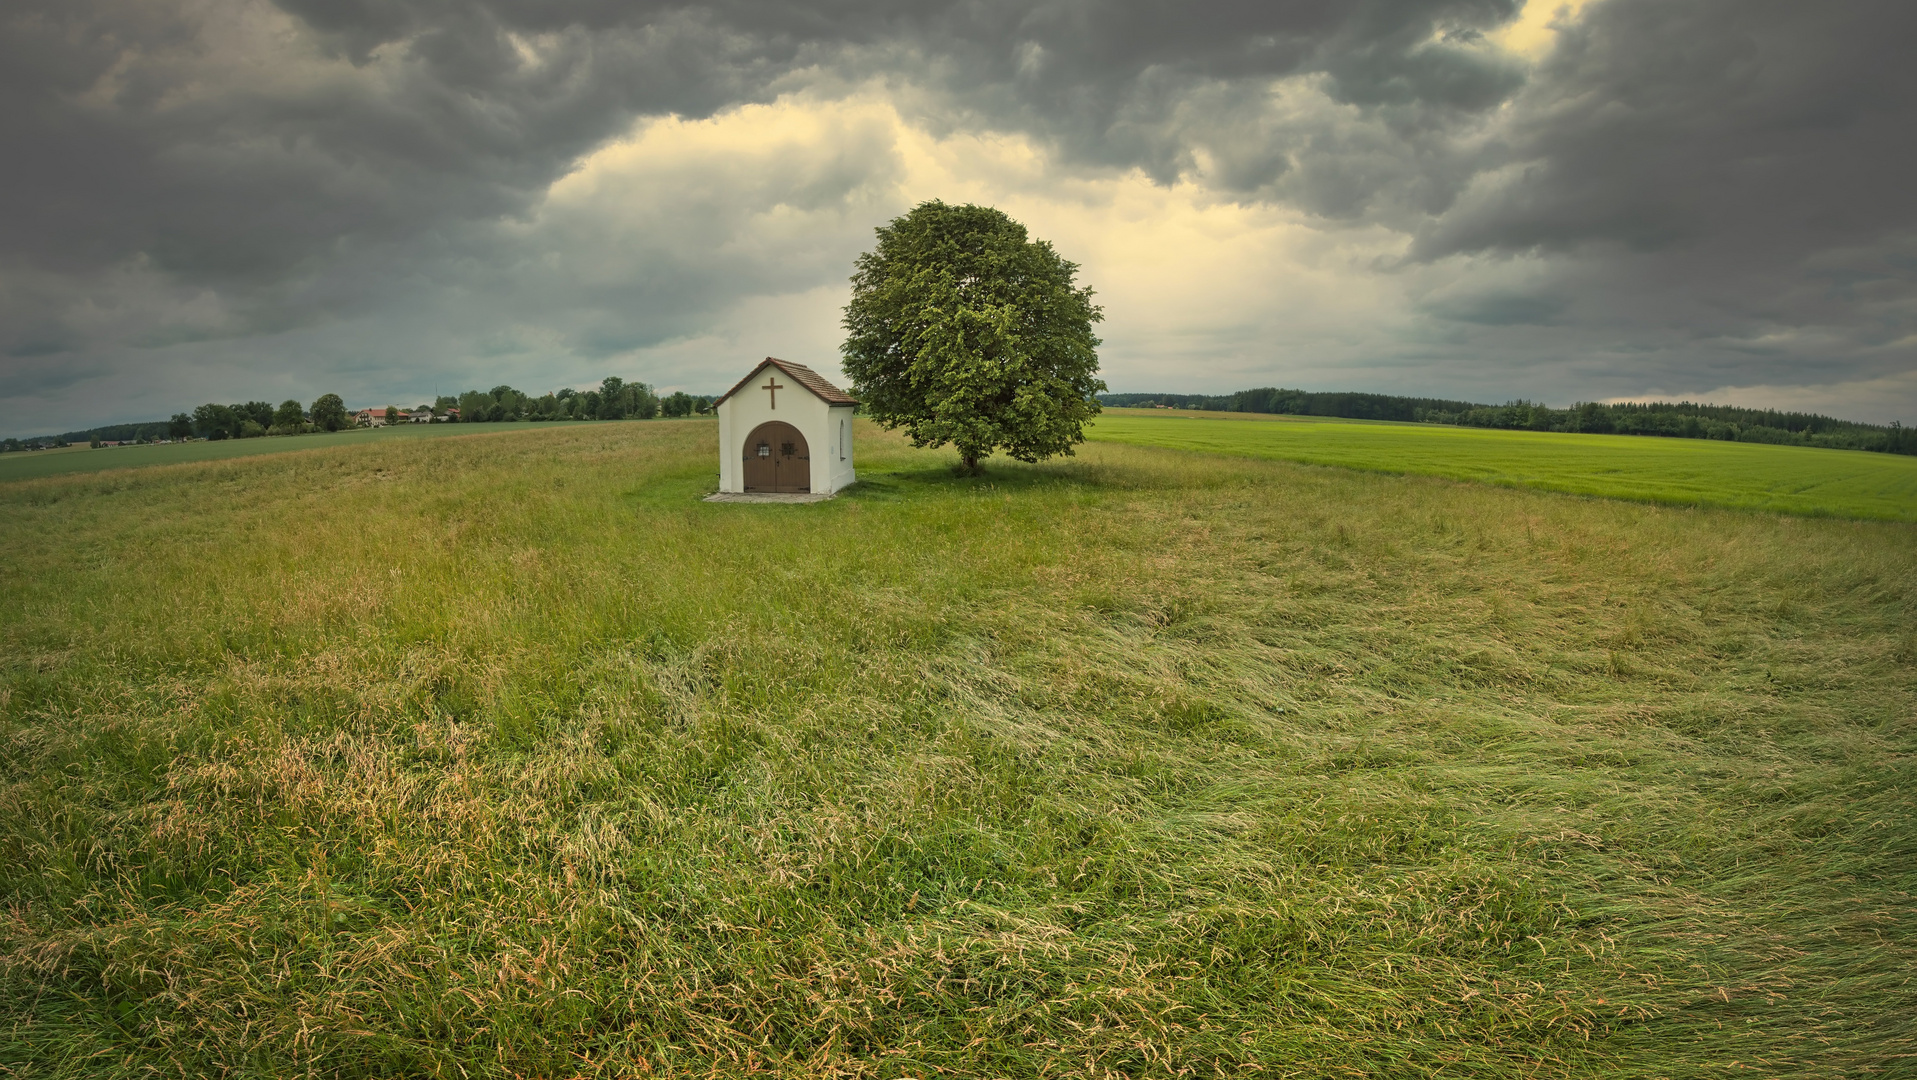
[0,420,1912,1077]
[1089,409,1917,521]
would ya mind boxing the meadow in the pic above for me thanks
[0,422,578,483]
[1090,409,1917,521]
[1,419,1913,1078]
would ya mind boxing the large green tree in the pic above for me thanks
[191,402,238,440]
[309,393,349,432]
[272,399,305,432]
[457,390,493,423]
[593,377,660,420]
[236,401,275,430]
[841,200,1104,473]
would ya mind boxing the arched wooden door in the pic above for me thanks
[742,421,810,493]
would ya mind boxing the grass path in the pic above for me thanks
[1,421,1912,1077]
[1088,409,1917,521]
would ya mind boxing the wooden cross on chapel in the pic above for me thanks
[762,376,784,409]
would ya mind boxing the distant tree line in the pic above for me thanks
[2,379,716,451]
[1107,388,1482,422]
[452,378,708,423]
[1102,389,1917,457]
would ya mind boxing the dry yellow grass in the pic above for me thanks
[0,418,1912,1077]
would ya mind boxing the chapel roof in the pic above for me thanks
[715,357,858,407]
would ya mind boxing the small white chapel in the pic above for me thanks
[713,357,858,495]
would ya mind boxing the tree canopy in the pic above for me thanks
[310,394,350,432]
[841,201,1104,472]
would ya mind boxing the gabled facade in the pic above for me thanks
[713,358,857,495]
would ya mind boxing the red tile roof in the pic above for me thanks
[715,358,858,407]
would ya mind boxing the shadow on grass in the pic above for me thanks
[639,441,1341,514]
[847,454,1168,502]
[671,447,1190,511]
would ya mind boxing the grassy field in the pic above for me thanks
[1089,409,1917,521]
[0,422,580,483]
[1,420,1913,1077]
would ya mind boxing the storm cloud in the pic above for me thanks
[3,0,1913,432]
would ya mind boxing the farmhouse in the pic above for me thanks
[713,358,857,495]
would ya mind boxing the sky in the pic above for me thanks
[4,0,1915,434]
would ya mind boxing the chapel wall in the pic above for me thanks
[826,405,857,493]
[719,363,833,493]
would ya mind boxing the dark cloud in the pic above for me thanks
[1,2,766,283]
[1403,0,1917,402]
[1419,0,1917,258]
[1,0,1912,432]
[3,0,1522,282]
[889,0,1524,216]
[0,0,1519,367]
[1421,290,1566,326]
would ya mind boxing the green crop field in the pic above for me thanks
[1089,409,1917,521]
[2,420,1913,1077]
[0,422,581,483]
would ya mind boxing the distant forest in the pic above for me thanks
[3,379,717,451]
[13,381,1912,458]
[1101,389,1916,457]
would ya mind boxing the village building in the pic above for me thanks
[713,358,857,495]
[348,405,450,426]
